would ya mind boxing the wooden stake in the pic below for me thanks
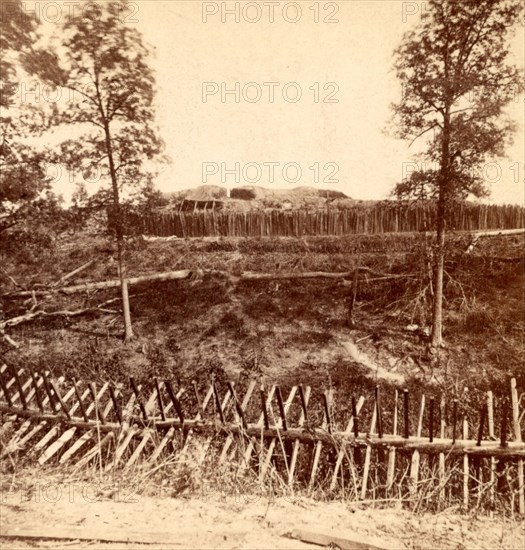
[154,378,166,422]
[241,385,276,470]
[386,390,398,491]
[463,417,469,508]
[50,380,71,420]
[429,397,434,443]
[410,395,425,500]
[89,383,106,424]
[510,378,524,515]
[29,368,43,413]
[276,387,288,431]
[212,377,225,424]
[12,366,27,410]
[438,397,445,503]
[289,386,312,487]
[130,377,147,421]
[109,385,122,424]
[403,389,410,439]
[330,395,365,492]
[487,391,495,439]
[375,385,383,439]
[452,399,458,444]
[360,404,377,500]
[0,374,13,407]
[165,381,184,423]
[221,380,256,462]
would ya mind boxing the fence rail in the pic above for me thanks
[117,203,525,238]
[1,364,524,513]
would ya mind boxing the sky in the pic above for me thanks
[19,0,525,204]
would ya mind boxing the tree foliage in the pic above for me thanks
[390,0,523,346]
[29,1,164,195]
[392,0,523,203]
[0,0,51,232]
[28,0,165,340]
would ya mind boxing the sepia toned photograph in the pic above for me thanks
[1,1,524,548]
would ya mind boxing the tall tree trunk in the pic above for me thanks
[431,199,446,347]
[104,121,133,341]
[431,106,451,348]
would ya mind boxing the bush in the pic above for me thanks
[230,188,256,200]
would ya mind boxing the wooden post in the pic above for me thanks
[29,368,43,413]
[154,378,166,422]
[298,385,309,424]
[130,377,147,421]
[260,385,270,430]
[438,396,445,503]
[487,391,495,439]
[228,380,247,429]
[41,371,58,414]
[12,366,27,410]
[212,378,225,424]
[386,390,398,491]
[276,387,288,431]
[262,386,297,483]
[410,395,425,501]
[89,382,106,425]
[193,380,204,418]
[0,374,13,407]
[487,391,495,509]
[500,402,508,448]
[289,386,311,487]
[50,380,71,420]
[429,396,434,443]
[477,406,486,446]
[104,385,120,424]
[452,399,458,444]
[510,378,524,515]
[375,385,383,439]
[165,380,184,423]
[323,390,332,435]
[463,416,469,509]
[360,404,377,500]
[330,395,365,493]
[403,389,410,439]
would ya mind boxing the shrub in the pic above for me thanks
[230,188,256,200]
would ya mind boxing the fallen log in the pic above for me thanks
[2,267,402,299]
[0,332,20,348]
[289,528,397,550]
[0,526,247,547]
[3,270,197,299]
[52,259,97,288]
[0,307,118,330]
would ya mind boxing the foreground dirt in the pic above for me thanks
[1,478,524,549]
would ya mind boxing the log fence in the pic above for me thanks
[116,203,525,238]
[1,363,524,513]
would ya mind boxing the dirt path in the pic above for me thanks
[1,480,524,549]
